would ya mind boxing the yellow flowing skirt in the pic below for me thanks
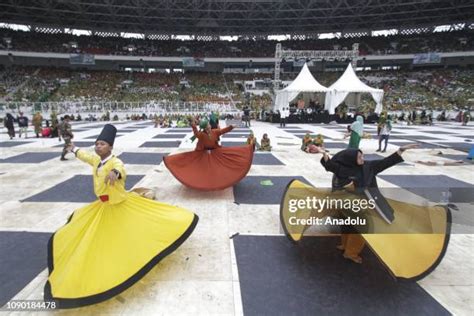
[280,180,451,280]
[44,192,198,308]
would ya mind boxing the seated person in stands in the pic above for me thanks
[259,133,271,151]
[377,112,387,136]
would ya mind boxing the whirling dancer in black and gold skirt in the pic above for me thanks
[281,143,451,280]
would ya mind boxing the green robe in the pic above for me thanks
[348,131,361,149]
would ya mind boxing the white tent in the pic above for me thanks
[324,63,384,114]
[274,63,329,111]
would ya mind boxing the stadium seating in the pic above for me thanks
[1,29,472,57]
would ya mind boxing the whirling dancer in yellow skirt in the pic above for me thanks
[44,124,198,308]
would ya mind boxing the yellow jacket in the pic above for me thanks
[76,150,127,205]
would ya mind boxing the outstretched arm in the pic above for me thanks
[370,152,404,175]
[105,158,126,186]
[191,123,204,140]
[371,143,418,174]
[191,123,199,136]
[218,125,234,136]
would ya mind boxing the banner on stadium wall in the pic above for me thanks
[182,57,205,67]
[413,53,441,64]
[69,54,95,65]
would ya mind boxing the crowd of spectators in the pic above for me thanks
[0,66,38,99]
[1,29,472,57]
[0,66,274,109]
[1,65,472,113]
[359,68,473,111]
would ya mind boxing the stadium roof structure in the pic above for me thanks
[0,0,473,36]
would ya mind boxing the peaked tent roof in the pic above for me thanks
[324,63,384,114]
[283,63,329,92]
[328,63,382,93]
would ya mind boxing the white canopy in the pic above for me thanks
[324,63,384,114]
[274,63,329,111]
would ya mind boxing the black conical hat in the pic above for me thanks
[96,124,117,146]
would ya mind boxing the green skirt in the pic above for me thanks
[348,131,361,149]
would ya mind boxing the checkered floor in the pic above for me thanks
[0,120,473,314]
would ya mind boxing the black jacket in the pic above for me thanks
[321,151,404,223]
[4,114,15,129]
[17,116,29,127]
[321,152,403,190]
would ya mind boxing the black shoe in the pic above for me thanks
[381,150,386,153]
[60,157,67,161]
[376,149,381,152]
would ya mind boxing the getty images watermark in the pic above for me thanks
[1,300,58,311]
[287,196,375,226]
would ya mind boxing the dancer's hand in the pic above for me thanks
[398,143,419,156]
[105,170,119,186]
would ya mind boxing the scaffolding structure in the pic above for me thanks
[273,43,359,90]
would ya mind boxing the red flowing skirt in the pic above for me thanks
[164,145,254,191]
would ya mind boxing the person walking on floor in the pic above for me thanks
[50,111,59,139]
[17,112,29,139]
[57,117,64,142]
[280,107,288,127]
[377,116,392,153]
[4,113,15,139]
[32,112,43,138]
[345,115,364,149]
[60,115,74,161]
[243,106,251,127]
